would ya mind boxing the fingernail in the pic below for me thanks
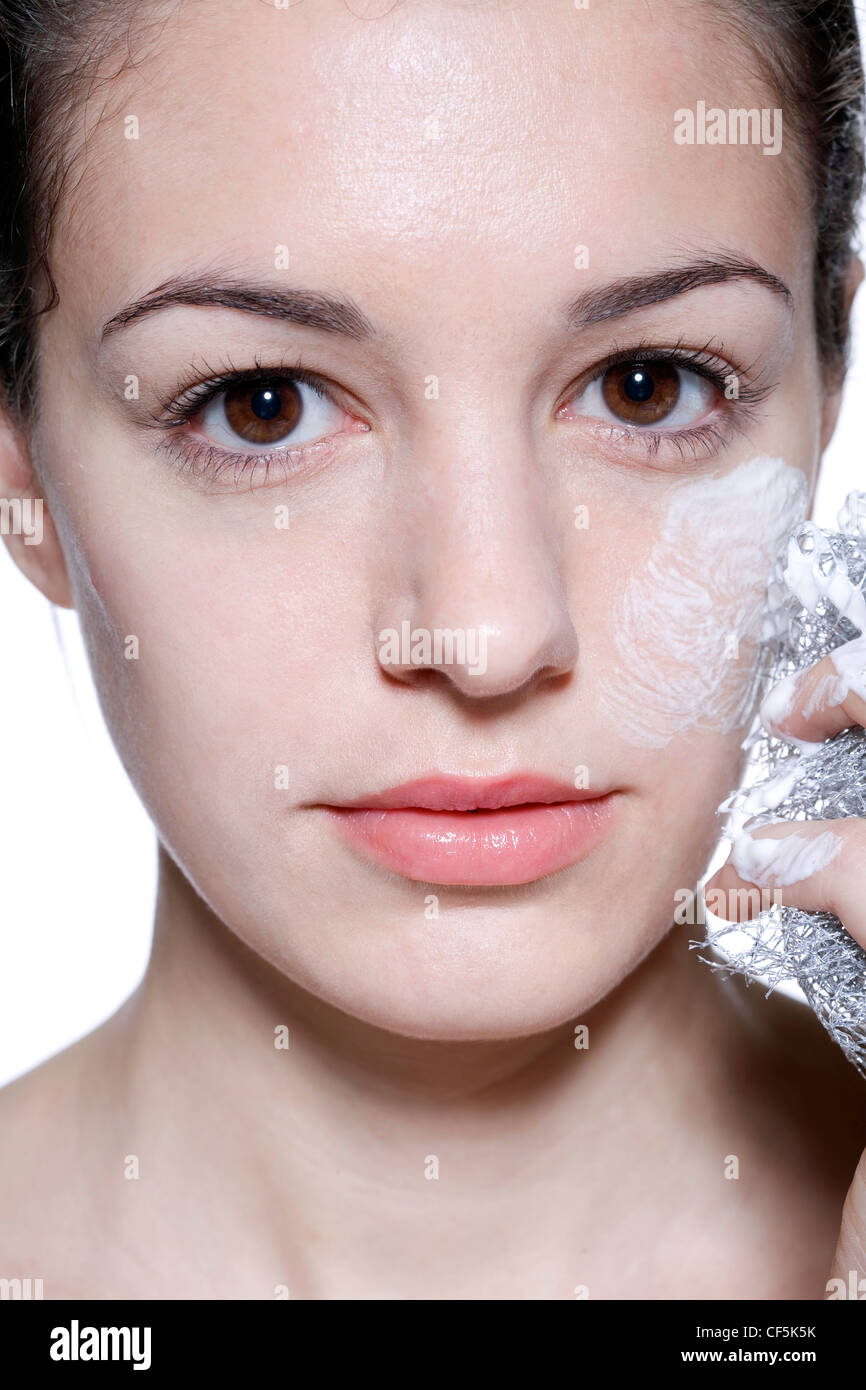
[759,672,799,732]
[730,828,841,888]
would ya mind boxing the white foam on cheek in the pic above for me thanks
[599,456,809,749]
[730,827,842,887]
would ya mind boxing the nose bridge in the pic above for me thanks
[376,399,579,696]
[415,409,547,596]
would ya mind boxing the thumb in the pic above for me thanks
[828,1147,866,1297]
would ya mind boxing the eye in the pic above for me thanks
[194,376,346,451]
[564,358,718,431]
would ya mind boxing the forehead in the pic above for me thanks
[57,0,809,340]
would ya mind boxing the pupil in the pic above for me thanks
[251,387,282,421]
[623,368,654,403]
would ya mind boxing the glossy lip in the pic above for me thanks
[320,774,617,886]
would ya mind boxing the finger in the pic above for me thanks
[760,635,866,745]
[829,1147,866,1292]
[704,818,866,948]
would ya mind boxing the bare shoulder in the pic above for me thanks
[0,1031,106,1287]
[0,1039,84,1166]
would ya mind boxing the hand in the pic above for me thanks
[705,631,866,1299]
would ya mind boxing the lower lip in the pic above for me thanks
[325,797,616,886]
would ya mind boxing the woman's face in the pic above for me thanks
[11,0,837,1037]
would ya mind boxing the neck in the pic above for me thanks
[91,847,749,1298]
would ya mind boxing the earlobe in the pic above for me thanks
[845,253,865,296]
[0,410,74,609]
[840,254,865,350]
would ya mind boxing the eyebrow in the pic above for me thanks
[100,274,377,343]
[100,253,792,345]
[563,255,791,329]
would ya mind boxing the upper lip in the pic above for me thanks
[325,774,607,812]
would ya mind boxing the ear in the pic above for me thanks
[0,405,74,608]
[819,254,864,453]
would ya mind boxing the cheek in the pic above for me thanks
[597,455,809,749]
[62,503,369,840]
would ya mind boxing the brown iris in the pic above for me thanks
[601,362,680,425]
[224,381,303,445]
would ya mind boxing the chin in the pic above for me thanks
[231,888,670,1043]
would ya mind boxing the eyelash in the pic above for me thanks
[148,339,771,488]
[147,353,351,488]
[558,337,772,463]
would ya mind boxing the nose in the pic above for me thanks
[374,415,579,699]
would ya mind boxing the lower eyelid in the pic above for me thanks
[154,425,360,491]
[569,410,744,467]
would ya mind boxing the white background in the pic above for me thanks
[2,48,866,1086]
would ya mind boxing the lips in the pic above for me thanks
[321,775,616,886]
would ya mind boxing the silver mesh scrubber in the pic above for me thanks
[693,491,866,1079]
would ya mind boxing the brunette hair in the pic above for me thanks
[0,0,863,424]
